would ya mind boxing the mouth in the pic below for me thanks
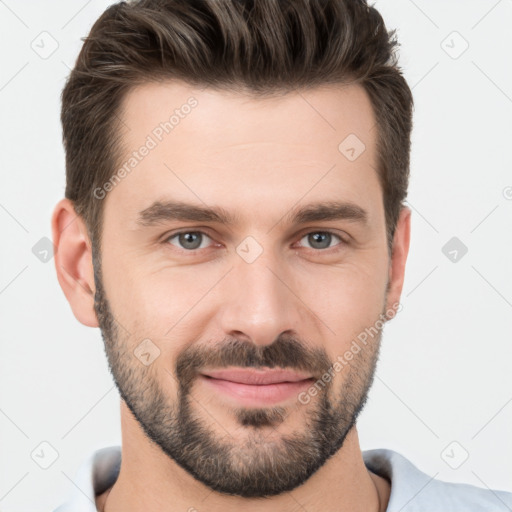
[199,367,315,406]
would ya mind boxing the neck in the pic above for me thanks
[99,402,390,512]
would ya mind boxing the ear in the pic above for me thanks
[51,198,98,327]
[385,206,411,315]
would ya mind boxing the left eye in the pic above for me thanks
[297,231,344,250]
[165,230,344,252]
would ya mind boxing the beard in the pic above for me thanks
[93,258,385,498]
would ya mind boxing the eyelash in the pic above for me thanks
[163,229,348,254]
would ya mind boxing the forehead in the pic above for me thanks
[119,80,376,151]
[107,80,381,228]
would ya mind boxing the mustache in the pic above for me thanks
[175,335,333,389]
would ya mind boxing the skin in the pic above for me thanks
[52,80,411,512]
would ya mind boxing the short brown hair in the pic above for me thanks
[61,0,413,254]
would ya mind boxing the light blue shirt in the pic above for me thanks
[54,445,512,511]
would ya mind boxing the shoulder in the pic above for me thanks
[52,445,121,512]
[362,448,512,511]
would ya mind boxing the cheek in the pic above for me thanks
[302,259,389,353]
[307,256,388,310]
[102,263,219,362]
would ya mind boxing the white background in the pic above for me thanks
[0,1,511,510]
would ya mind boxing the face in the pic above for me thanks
[92,81,405,497]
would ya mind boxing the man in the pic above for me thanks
[51,0,512,510]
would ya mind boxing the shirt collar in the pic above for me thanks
[54,445,470,511]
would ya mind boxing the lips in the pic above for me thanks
[200,368,313,385]
[199,368,315,406]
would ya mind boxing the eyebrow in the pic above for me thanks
[136,200,368,228]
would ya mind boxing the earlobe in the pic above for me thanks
[51,198,99,327]
[385,206,411,315]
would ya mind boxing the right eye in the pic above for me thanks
[165,231,215,251]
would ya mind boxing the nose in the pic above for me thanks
[217,244,306,347]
